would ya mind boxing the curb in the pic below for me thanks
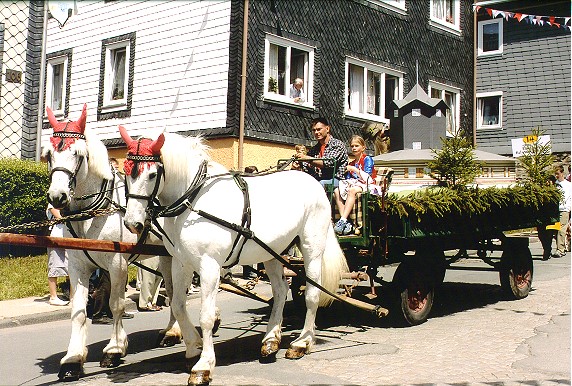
[0,296,138,330]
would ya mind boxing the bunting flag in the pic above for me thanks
[473,5,571,32]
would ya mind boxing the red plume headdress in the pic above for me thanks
[47,104,87,151]
[119,125,165,177]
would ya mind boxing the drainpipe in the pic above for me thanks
[35,3,48,161]
[238,0,249,171]
[472,7,477,147]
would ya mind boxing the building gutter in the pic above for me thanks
[238,0,249,171]
[35,3,48,161]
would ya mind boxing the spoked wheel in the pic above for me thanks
[499,240,533,299]
[393,260,434,326]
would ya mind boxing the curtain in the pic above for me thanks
[348,65,363,113]
[268,44,278,92]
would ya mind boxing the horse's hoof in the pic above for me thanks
[260,339,280,358]
[58,362,83,381]
[285,346,307,359]
[188,369,212,386]
[158,333,182,347]
[100,352,122,368]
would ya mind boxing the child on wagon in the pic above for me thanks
[333,135,382,235]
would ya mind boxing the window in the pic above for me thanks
[264,34,314,106]
[98,32,135,120]
[45,49,72,117]
[430,0,460,34]
[478,19,503,56]
[476,92,502,129]
[366,0,406,14]
[428,81,460,136]
[345,58,403,123]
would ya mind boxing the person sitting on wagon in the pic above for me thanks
[333,135,382,235]
[296,117,348,188]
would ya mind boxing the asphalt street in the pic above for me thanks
[0,234,569,386]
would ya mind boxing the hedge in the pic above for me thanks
[0,158,50,256]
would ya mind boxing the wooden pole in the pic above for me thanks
[0,233,170,256]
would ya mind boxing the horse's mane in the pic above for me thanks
[84,129,113,180]
[160,133,214,183]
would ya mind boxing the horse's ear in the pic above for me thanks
[46,106,59,130]
[150,133,165,154]
[119,125,134,146]
[77,104,87,133]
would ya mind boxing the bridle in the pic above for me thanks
[48,129,87,198]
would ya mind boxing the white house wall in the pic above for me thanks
[41,0,231,146]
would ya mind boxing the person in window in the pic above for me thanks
[297,117,348,188]
[333,135,382,235]
[289,78,305,103]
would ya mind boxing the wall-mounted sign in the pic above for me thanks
[511,135,551,157]
[412,108,421,117]
[5,69,22,83]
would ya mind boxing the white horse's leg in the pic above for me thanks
[100,258,128,367]
[59,262,91,380]
[260,258,289,359]
[170,260,202,363]
[189,259,220,386]
[285,240,323,359]
[156,256,183,347]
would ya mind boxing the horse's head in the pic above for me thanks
[119,125,165,234]
[43,104,89,209]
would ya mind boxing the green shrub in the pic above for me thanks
[0,158,50,256]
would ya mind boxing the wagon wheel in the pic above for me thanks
[392,260,434,326]
[499,243,533,299]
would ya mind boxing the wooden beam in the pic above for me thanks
[0,233,170,256]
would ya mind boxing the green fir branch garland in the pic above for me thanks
[377,184,560,237]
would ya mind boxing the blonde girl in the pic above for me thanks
[333,135,381,235]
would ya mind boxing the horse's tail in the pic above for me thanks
[318,225,349,307]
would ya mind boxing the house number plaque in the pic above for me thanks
[5,69,22,84]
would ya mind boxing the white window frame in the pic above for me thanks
[478,19,503,57]
[46,55,68,116]
[476,91,503,130]
[430,0,461,35]
[428,81,461,137]
[263,34,314,107]
[365,0,407,15]
[344,57,404,124]
[103,39,131,111]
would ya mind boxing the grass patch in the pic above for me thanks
[0,254,139,301]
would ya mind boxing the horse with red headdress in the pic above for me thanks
[43,105,188,381]
[119,125,348,385]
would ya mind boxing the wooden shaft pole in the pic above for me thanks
[0,233,169,256]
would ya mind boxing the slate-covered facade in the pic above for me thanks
[474,0,571,156]
[235,0,475,163]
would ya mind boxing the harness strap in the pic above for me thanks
[222,173,251,268]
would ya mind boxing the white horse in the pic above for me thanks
[119,125,348,385]
[43,105,187,381]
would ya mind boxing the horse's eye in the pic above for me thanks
[149,172,157,180]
